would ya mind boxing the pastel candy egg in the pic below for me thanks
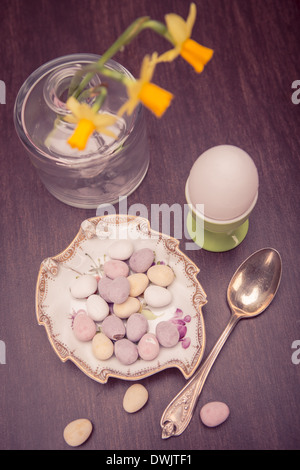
[98,277,113,303]
[70,275,97,299]
[123,384,149,413]
[103,259,129,279]
[63,418,92,447]
[138,333,160,361]
[147,265,175,287]
[107,239,134,260]
[113,296,141,319]
[129,248,154,273]
[101,315,125,341]
[126,313,148,342]
[114,338,138,365]
[127,273,149,297]
[156,321,180,348]
[73,313,97,342]
[200,401,230,427]
[86,294,109,322]
[107,276,130,304]
[144,285,172,308]
[92,332,114,360]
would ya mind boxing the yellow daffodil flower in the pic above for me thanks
[65,97,117,151]
[158,2,213,73]
[118,53,173,118]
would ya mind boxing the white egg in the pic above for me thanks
[86,294,109,321]
[107,239,134,260]
[187,145,259,221]
[70,275,98,299]
[144,285,172,308]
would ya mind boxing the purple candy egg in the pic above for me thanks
[129,248,154,273]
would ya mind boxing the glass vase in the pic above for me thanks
[14,53,150,208]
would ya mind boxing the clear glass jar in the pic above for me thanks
[14,54,150,208]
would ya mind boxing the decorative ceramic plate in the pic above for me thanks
[36,215,207,383]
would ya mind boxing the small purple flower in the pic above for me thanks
[170,318,185,326]
[181,337,191,349]
[174,308,183,318]
[170,307,192,349]
[177,324,187,340]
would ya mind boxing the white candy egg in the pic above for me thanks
[86,294,109,322]
[187,145,259,221]
[70,275,98,299]
[107,239,134,260]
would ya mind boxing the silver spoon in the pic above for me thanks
[161,247,282,439]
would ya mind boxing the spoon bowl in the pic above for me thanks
[228,248,282,317]
[161,247,282,439]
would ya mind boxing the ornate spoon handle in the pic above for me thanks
[160,312,240,439]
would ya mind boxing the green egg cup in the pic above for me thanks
[185,180,257,253]
[186,211,249,252]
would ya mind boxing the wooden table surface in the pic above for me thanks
[1,0,300,452]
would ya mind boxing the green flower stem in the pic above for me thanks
[91,86,108,112]
[71,17,172,100]
[72,16,150,98]
[141,19,173,44]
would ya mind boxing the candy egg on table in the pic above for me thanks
[63,419,93,447]
[185,145,259,252]
[123,384,149,413]
[200,401,230,427]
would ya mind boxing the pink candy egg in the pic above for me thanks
[200,401,230,427]
[73,313,96,342]
[103,260,129,279]
[108,276,130,304]
[138,333,159,361]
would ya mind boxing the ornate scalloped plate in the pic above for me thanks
[36,215,207,383]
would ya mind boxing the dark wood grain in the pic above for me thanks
[0,0,300,451]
